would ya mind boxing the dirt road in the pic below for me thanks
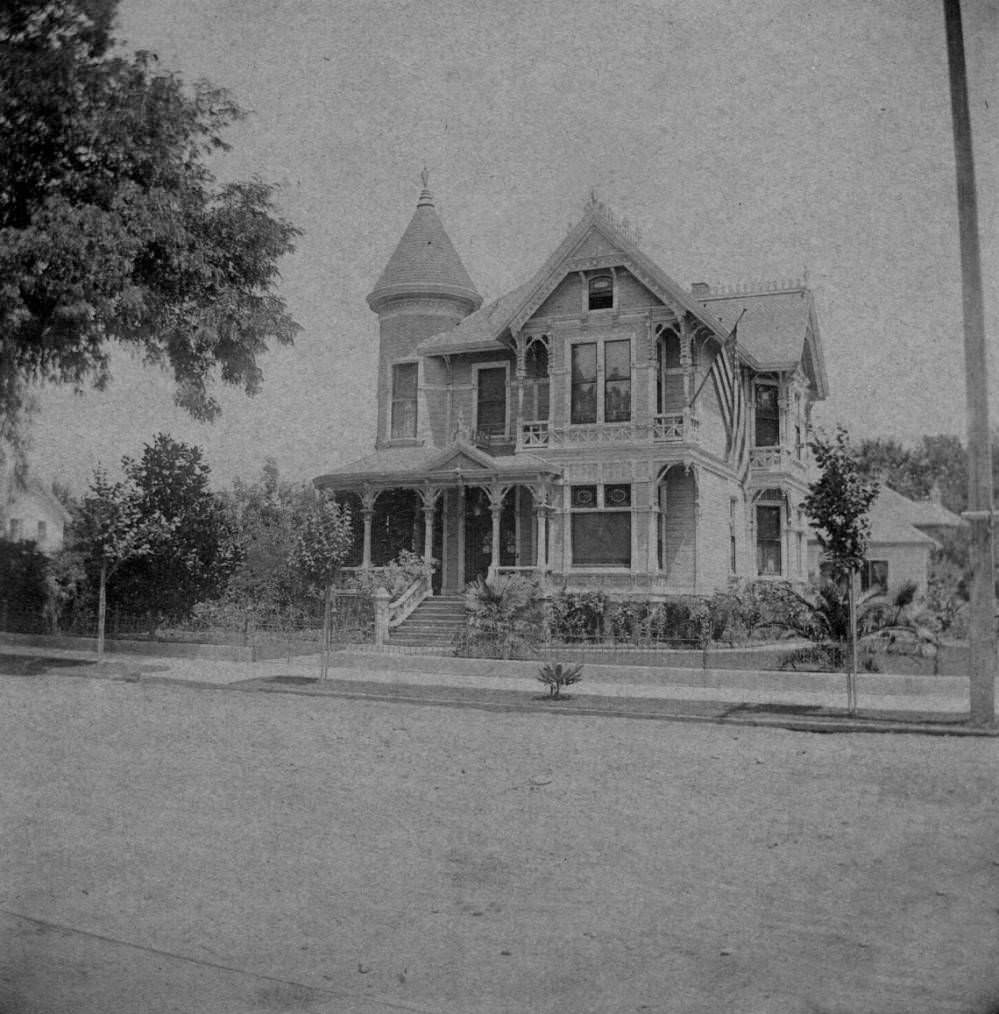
[1,673,997,1013]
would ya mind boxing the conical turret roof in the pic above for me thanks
[367,174,482,314]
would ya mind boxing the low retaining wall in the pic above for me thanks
[330,650,971,699]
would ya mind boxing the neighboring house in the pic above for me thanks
[1,473,71,554]
[315,178,828,598]
[808,485,965,595]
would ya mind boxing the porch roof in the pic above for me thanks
[313,439,561,492]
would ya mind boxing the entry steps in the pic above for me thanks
[388,594,466,648]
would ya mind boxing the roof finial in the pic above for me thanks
[418,167,434,207]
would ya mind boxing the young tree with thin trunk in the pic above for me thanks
[71,468,169,660]
[803,426,879,713]
[289,497,354,678]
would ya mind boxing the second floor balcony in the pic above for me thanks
[749,444,808,474]
[516,412,700,450]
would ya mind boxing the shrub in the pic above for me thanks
[549,590,606,642]
[536,662,583,699]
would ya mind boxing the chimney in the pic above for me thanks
[691,282,710,299]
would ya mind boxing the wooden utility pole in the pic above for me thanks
[943,0,996,726]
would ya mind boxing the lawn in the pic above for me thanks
[1,673,997,1013]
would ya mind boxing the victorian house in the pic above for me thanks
[314,177,828,599]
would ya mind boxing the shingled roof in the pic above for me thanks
[367,176,482,314]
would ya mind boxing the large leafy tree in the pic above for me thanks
[111,433,241,627]
[0,0,300,454]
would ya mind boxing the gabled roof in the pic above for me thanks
[418,197,731,356]
[2,472,72,523]
[314,438,560,490]
[810,486,940,548]
[877,486,967,532]
[367,180,482,314]
[701,288,829,398]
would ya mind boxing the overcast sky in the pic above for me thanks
[26,0,999,492]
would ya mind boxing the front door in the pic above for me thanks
[464,487,493,584]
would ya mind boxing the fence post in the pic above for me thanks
[373,588,391,648]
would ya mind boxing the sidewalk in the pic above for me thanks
[2,642,996,735]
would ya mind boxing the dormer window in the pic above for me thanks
[588,273,613,310]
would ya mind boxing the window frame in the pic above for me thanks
[472,361,511,439]
[755,501,783,577]
[389,361,419,442]
[569,335,633,426]
[861,559,889,593]
[754,382,781,448]
[569,483,633,569]
[587,272,615,311]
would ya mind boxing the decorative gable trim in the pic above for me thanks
[423,439,498,473]
[508,202,728,342]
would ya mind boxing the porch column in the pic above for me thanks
[360,485,377,569]
[456,485,466,588]
[418,486,441,567]
[529,481,551,572]
[486,484,510,580]
[647,502,660,573]
[535,506,547,570]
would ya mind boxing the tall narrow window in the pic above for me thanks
[476,366,507,436]
[794,393,803,459]
[657,327,683,414]
[755,385,780,447]
[729,498,738,574]
[390,363,418,440]
[588,273,613,310]
[525,342,550,421]
[37,520,47,546]
[571,343,598,424]
[756,504,782,576]
[604,340,631,422]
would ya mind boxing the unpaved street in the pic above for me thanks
[1,673,997,1013]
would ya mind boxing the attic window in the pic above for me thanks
[588,273,613,310]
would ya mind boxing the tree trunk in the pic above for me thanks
[848,569,858,715]
[97,562,107,663]
[321,583,332,680]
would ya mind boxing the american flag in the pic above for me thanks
[709,327,750,479]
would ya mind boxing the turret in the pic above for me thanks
[368,172,481,446]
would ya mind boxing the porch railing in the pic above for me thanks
[386,571,433,630]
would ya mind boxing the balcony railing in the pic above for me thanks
[652,413,698,443]
[516,415,701,450]
[520,421,550,448]
[749,445,807,472]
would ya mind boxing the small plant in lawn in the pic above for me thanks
[536,662,583,700]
